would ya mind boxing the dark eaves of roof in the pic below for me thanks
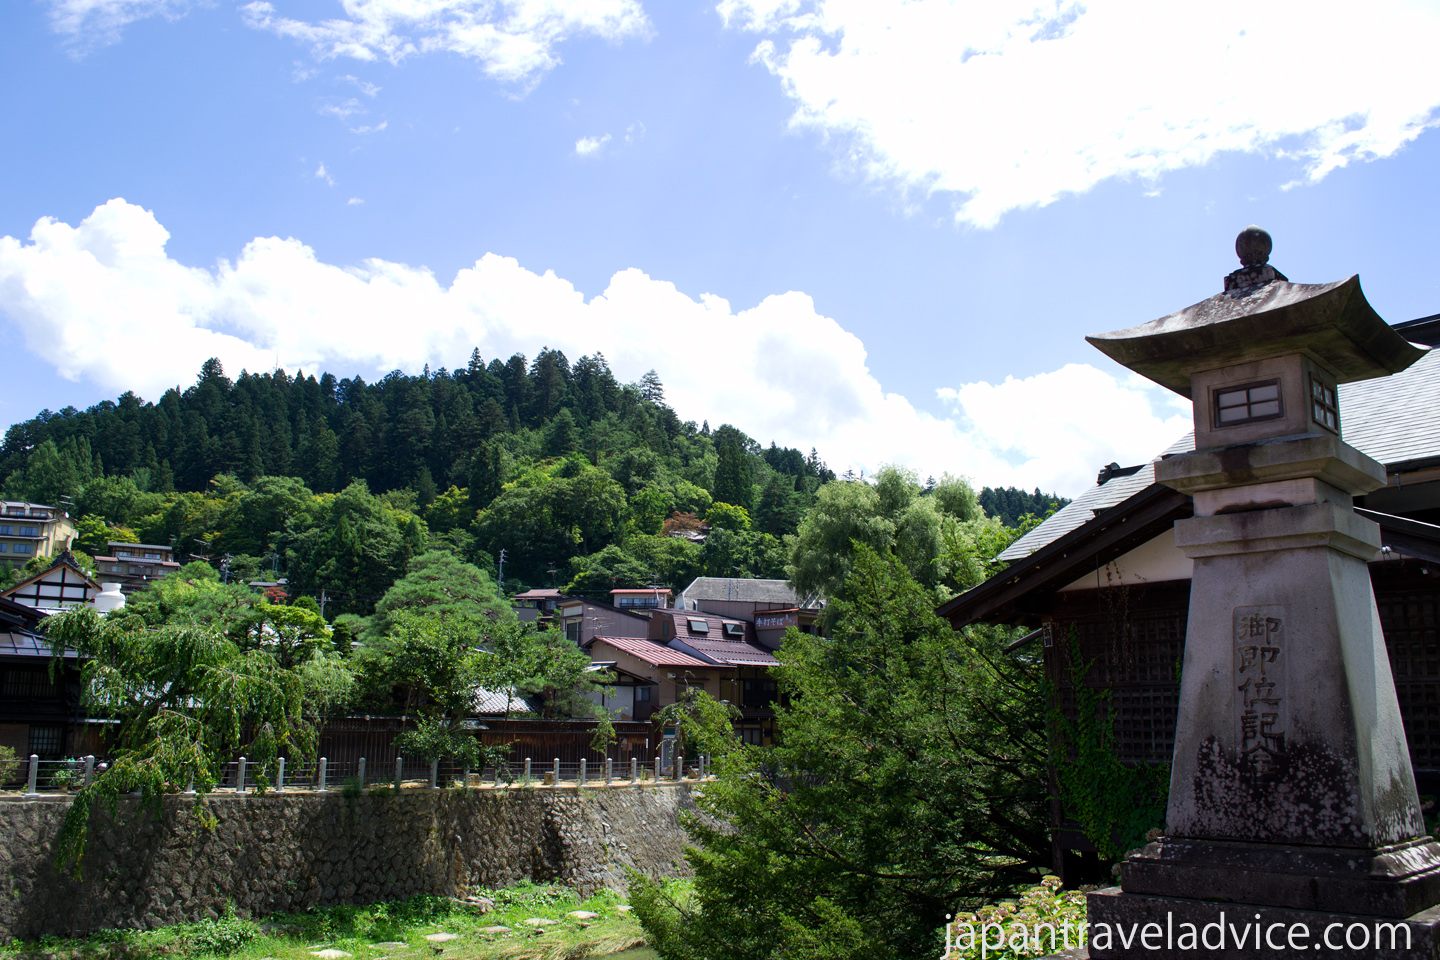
[937,483,1193,629]
[1357,508,1440,565]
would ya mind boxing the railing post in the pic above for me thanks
[429,759,438,790]
[579,758,587,787]
[653,757,660,783]
[184,772,196,795]
[462,766,470,790]
[277,757,286,793]
[631,757,638,784]
[677,754,685,781]
[395,756,403,791]
[523,757,531,785]
[83,755,95,788]
[357,756,366,787]
[236,756,247,794]
[552,757,560,786]
[318,756,328,792]
[494,762,503,788]
[605,758,612,786]
[24,754,39,797]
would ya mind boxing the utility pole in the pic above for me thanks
[497,548,506,595]
[318,589,329,618]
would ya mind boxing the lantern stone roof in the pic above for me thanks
[1088,276,1426,397]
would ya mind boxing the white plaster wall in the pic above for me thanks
[1057,526,1194,592]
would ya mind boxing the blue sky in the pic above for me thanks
[2,0,1439,495]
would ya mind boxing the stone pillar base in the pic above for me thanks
[1075,887,1440,959]
[1121,836,1440,918]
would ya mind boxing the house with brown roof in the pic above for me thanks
[90,540,181,592]
[584,607,783,743]
[555,597,650,645]
[676,577,825,646]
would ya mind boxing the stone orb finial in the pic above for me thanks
[1236,226,1272,267]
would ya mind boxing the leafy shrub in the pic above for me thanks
[492,881,579,909]
[182,907,259,955]
[946,878,1090,960]
[0,745,19,784]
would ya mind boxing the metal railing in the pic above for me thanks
[2,752,714,796]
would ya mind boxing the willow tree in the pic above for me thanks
[45,607,316,875]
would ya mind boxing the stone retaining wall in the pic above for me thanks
[0,784,700,941]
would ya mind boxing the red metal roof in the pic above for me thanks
[589,636,710,668]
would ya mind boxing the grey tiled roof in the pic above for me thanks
[472,687,544,716]
[996,433,1193,562]
[679,578,799,604]
[997,346,1438,562]
[1337,346,1440,468]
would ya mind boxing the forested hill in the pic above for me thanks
[0,350,1064,612]
[978,486,1069,527]
[0,352,837,605]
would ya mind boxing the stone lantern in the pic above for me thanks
[1079,228,1440,957]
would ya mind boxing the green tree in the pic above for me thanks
[287,481,409,616]
[364,549,511,641]
[565,544,655,600]
[754,474,802,538]
[788,465,976,603]
[711,441,753,510]
[655,688,740,761]
[704,502,751,532]
[631,547,1048,959]
[44,606,315,874]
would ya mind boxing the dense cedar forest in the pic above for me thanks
[0,350,1064,611]
[978,486,1068,527]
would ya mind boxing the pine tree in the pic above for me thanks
[640,370,665,404]
[712,441,753,510]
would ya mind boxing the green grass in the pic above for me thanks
[0,883,684,960]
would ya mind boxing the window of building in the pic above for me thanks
[1310,376,1339,433]
[723,623,744,638]
[0,544,7,553]
[741,728,764,745]
[28,725,63,757]
[565,621,581,643]
[145,551,161,559]
[688,619,710,634]
[18,526,38,537]
[0,525,11,535]
[4,669,60,698]
[635,686,652,703]
[1213,380,1282,427]
[12,544,31,555]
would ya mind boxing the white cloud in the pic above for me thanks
[339,74,382,97]
[575,133,611,156]
[625,121,645,144]
[347,197,365,205]
[241,0,651,87]
[718,0,1440,227]
[351,120,389,134]
[0,200,1188,494]
[314,162,335,185]
[318,98,366,120]
[43,0,193,49]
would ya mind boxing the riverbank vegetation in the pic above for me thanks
[0,885,660,960]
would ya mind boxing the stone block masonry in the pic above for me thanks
[0,784,701,941]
